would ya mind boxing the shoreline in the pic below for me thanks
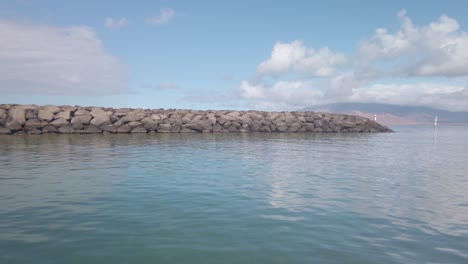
[0,104,393,135]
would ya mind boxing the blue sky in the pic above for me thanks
[1,0,468,111]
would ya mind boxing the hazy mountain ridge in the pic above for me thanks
[301,103,468,125]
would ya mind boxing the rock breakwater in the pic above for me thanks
[0,104,393,135]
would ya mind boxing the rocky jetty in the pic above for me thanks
[0,104,393,135]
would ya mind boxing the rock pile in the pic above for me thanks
[0,104,393,135]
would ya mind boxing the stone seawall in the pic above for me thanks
[0,104,393,135]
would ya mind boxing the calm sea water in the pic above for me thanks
[1,126,467,264]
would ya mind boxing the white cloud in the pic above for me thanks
[104,17,129,30]
[359,11,468,78]
[240,80,324,110]
[146,8,176,25]
[351,83,468,112]
[0,19,128,95]
[237,11,468,111]
[257,41,346,77]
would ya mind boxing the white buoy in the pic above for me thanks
[434,116,437,128]
[374,114,377,122]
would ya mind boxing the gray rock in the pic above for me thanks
[25,109,38,120]
[276,121,287,132]
[51,118,69,127]
[71,114,92,125]
[90,116,111,127]
[269,123,277,132]
[127,121,143,128]
[77,125,102,134]
[42,125,58,133]
[171,123,182,133]
[58,126,75,134]
[131,127,147,133]
[158,123,172,132]
[250,120,262,132]
[117,125,132,133]
[180,128,198,133]
[74,109,90,116]
[8,106,26,125]
[122,111,146,122]
[72,123,84,130]
[55,111,71,121]
[101,125,117,133]
[304,123,315,131]
[0,128,12,134]
[38,109,54,121]
[110,115,119,123]
[0,104,11,111]
[28,129,42,135]
[213,123,224,133]
[24,118,42,130]
[287,122,302,132]
[90,108,112,118]
[5,120,22,131]
[0,109,6,120]
[260,126,271,132]
[227,125,238,132]
[183,121,211,132]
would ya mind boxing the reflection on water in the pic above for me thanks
[0,128,468,263]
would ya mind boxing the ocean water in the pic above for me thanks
[0,126,467,264]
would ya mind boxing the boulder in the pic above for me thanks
[0,109,6,119]
[117,125,132,133]
[0,104,12,111]
[5,120,22,131]
[260,126,271,132]
[28,129,42,135]
[250,120,262,132]
[131,127,147,133]
[304,123,315,132]
[25,109,38,120]
[121,111,146,122]
[158,123,172,133]
[276,122,287,132]
[58,126,75,134]
[77,125,102,134]
[8,106,26,125]
[72,123,84,130]
[101,125,117,133]
[74,109,90,116]
[38,109,55,121]
[24,118,42,130]
[180,128,198,133]
[51,118,69,127]
[71,114,92,125]
[90,116,111,127]
[127,121,143,128]
[183,121,211,132]
[55,111,71,121]
[0,128,12,135]
[42,125,58,133]
[90,108,112,118]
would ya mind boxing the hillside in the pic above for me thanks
[301,103,468,125]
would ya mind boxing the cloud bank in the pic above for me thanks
[239,11,468,111]
[0,19,128,95]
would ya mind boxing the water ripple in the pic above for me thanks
[1,128,468,263]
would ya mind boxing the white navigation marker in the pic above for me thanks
[434,116,438,128]
[374,114,377,122]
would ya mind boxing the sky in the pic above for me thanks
[1,0,468,111]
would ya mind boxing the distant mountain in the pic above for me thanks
[300,103,468,125]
